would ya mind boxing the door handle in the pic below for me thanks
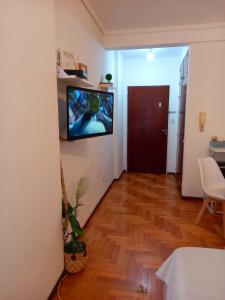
[162,129,167,135]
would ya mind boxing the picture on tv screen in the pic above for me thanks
[67,86,114,140]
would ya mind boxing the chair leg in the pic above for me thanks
[213,201,217,215]
[195,199,209,224]
[208,201,216,214]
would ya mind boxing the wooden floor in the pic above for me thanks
[53,173,225,300]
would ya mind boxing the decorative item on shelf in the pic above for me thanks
[64,69,88,79]
[105,73,112,82]
[77,63,88,73]
[56,49,88,79]
[71,62,88,79]
[99,74,113,89]
[56,65,95,88]
[98,73,115,90]
[211,136,218,142]
[57,48,76,70]
[61,162,88,273]
[63,62,88,79]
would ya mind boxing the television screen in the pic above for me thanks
[67,86,114,141]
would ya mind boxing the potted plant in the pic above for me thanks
[105,73,112,82]
[63,177,88,273]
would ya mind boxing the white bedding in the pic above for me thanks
[156,247,225,300]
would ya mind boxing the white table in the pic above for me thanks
[209,146,225,156]
[209,147,225,173]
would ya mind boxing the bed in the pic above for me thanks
[156,247,225,300]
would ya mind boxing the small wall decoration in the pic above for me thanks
[199,112,206,132]
[57,48,76,70]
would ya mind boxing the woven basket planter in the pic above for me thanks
[64,249,88,273]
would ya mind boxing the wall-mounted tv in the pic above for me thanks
[67,86,114,141]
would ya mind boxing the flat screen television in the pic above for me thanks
[67,86,114,141]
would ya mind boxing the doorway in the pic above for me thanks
[120,46,189,176]
[127,85,169,173]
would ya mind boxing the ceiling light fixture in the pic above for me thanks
[147,49,154,61]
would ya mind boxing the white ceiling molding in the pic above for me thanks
[104,22,225,36]
[81,0,106,34]
[103,23,225,49]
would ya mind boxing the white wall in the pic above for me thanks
[182,41,225,197]
[113,51,124,177]
[117,52,125,175]
[121,55,182,172]
[55,0,116,226]
[0,1,63,299]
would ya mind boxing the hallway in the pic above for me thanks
[53,173,224,300]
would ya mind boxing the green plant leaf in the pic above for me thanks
[63,177,87,248]
[75,177,88,200]
[67,202,73,213]
[74,177,88,216]
[69,214,84,237]
[64,239,86,254]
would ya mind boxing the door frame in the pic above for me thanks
[175,50,190,185]
[120,45,190,176]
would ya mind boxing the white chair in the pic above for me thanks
[195,157,225,237]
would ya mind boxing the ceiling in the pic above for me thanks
[120,46,187,59]
[84,0,225,32]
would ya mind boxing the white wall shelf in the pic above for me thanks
[57,65,96,88]
[98,82,116,92]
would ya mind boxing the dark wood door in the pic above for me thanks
[127,86,169,173]
[176,52,189,177]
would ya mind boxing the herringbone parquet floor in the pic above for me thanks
[53,173,225,300]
